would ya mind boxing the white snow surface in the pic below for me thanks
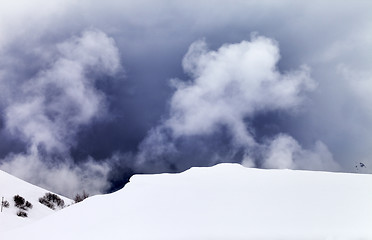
[2,163,372,239]
[0,169,72,231]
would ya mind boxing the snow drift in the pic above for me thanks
[2,164,372,239]
[0,170,72,231]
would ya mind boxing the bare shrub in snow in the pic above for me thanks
[16,210,28,218]
[13,195,25,208]
[39,192,65,210]
[13,195,33,216]
[74,191,89,203]
[2,200,10,208]
[39,197,55,210]
[25,201,33,209]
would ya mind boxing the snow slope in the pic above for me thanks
[2,163,372,239]
[0,170,72,231]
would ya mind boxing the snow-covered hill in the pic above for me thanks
[0,169,72,231]
[2,163,372,239]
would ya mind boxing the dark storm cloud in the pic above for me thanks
[0,0,371,196]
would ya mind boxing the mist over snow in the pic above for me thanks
[0,0,371,196]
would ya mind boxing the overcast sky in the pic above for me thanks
[0,0,371,197]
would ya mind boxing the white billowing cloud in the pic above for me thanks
[0,146,110,197]
[4,29,121,153]
[166,36,315,147]
[57,30,121,75]
[136,36,338,172]
[0,29,122,195]
[262,134,340,171]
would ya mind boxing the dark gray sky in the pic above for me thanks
[0,0,371,197]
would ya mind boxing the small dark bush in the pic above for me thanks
[17,210,28,218]
[74,191,89,203]
[39,192,65,210]
[13,195,32,211]
[25,201,33,209]
[39,197,55,210]
[3,200,10,208]
[13,195,25,208]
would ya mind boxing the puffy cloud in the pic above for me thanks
[166,36,315,147]
[261,134,340,171]
[137,36,334,172]
[0,29,122,196]
[4,29,121,153]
